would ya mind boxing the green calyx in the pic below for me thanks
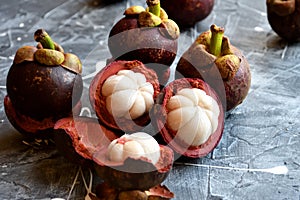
[209,24,224,57]
[195,24,241,81]
[146,0,161,17]
[34,29,55,50]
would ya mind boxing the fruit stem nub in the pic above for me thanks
[147,0,161,17]
[34,29,55,50]
[209,24,224,57]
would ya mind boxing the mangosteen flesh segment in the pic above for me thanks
[267,0,300,42]
[152,78,225,158]
[166,87,220,146]
[93,132,174,190]
[107,132,161,165]
[89,60,160,132]
[101,70,155,120]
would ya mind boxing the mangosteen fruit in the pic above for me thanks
[4,29,83,137]
[161,0,214,28]
[108,0,180,85]
[151,78,224,158]
[93,132,174,191]
[176,24,251,111]
[267,0,300,42]
[89,60,160,132]
[53,117,120,167]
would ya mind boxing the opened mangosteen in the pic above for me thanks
[108,0,180,85]
[176,24,251,111]
[151,78,224,158]
[267,0,300,42]
[4,29,83,137]
[53,117,120,167]
[161,0,214,28]
[93,132,174,191]
[89,60,160,132]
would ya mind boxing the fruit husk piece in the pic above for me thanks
[176,29,251,111]
[108,14,178,85]
[4,95,81,138]
[151,78,225,158]
[53,117,120,167]
[124,6,146,16]
[266,0,300,42]
[34,49,65,66]
[6,61,83,120]
[93,144,174,191]
[160,0,215,28]
[89,60,160,132]
[96,183,174,200]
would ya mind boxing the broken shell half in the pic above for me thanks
[53,117,120,166]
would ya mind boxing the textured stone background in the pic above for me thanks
[0,0,299,199]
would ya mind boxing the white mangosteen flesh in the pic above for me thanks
[107,132,161,165]
[101,70,154,120]
[166,88,220,147]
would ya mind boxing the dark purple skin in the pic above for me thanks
[161,0,214,27]
[108,17,178,85]
[6,61,83,120]
[267,0,300,42]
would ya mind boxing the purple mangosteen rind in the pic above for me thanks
[108,0,180,85]
[266,0,300,42]
[176,24,251,111]
[5,29,83,136]
[89,60,160,133]
[151,78,225,158]
[161,0,215,28]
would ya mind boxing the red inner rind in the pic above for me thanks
[4,95,81,135]
[54,117,119,160]
[153,78,225,158]
[89,60,160,132]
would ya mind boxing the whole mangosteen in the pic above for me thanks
[267,0,300,42]
[161,0,214,28]
[176,24,251,111]
[89,60,160,132]
[151,78,224,158]
[108,0,180,85]
[4,29,83,137]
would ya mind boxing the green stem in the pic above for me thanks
[209,24,224,57]
[147,0,161,17]
[34,29,55,50]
